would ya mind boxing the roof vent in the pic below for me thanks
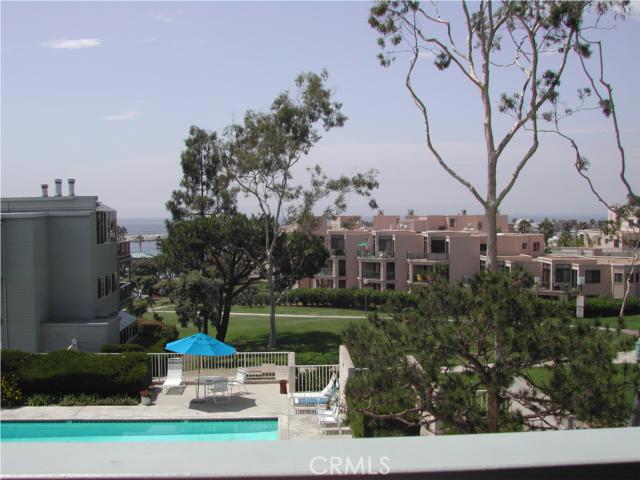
[54,179,62,197]
[41,184,49,197]
[68,178,75,196]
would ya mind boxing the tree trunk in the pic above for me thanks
[267,260,277,348]
[216,291,234,342]
[487,387,499,433]
[485,205,499,273]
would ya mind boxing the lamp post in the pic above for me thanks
[363,278,370,314]
[576,276,585,318]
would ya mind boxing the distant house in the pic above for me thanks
[1,179,135,353]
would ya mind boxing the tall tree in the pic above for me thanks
[161,214,264,340]
[368,1,626,272]
[166,125,234,220]
[538,217,555,244]
[345,272,638,434]
[230,71,378,347]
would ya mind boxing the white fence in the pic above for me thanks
[294,364,339,392]
[149,352,292,381]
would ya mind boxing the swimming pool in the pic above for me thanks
[0,419,279,443]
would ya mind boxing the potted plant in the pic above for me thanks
[140,389,152,406]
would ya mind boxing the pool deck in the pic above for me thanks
[0,384,352,440]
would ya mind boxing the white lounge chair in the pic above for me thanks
[319,402,343,435]
[227,367,248,394]
[290,373,338,413]
[162,357,184,392]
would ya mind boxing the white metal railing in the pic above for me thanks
[294,364,339,392]
[149,352,291,380]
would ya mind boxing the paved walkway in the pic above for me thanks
[1,384,352,440]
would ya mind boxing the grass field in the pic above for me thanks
[143,308,366,364]
[584,315,640,331]
[142,306,638,365]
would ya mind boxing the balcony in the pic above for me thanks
[406,251,449,261]
[316,268,334,277]
[362,270,382,280]
[330,248,345,257]
[117,240,131,259]
[358,250,395,259]
[119,281,134,307]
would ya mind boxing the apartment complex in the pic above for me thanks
[300,211,544,291]
[300,211,638,300]
[0,180,134,353]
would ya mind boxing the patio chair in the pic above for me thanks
[208,379,231,404]
[162,357,184,392]
[290,373,338,414]
[227,367,248,394]
[319,403,343,435]
[317,400,340,424]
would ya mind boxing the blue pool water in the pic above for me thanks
[0,419,278,443]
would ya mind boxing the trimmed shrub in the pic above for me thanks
[18,350,151,397]
[277,288,418,311]
[101,343,145,353]
[161,324,179,342]
[138,319,165,338]
[1,349,34,374]
[585,296,640,318]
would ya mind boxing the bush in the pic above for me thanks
[585,296,640,318]
[0,374,24,408]
[24,392,138,406]
[1,350,34,374]
[138,319,165,338]
[276,288,418,311]
[18,350,151,397]
[101,343,146,353]
[161,324,179,342]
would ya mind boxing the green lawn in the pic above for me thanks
[142,310,365,364]
[153,305,369,317]
[585,315,640,331]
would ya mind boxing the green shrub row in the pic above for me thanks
[138,319,179,341]
[101,343,146,353]
[0,350,151,404]
[584,296,640,318]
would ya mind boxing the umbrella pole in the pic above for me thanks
[197,356,201,400]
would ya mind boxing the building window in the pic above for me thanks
[477,222,483,230]
[338,260,346,277]
[533,242,540,252]
[112,273,117,290]
[431,238,447,254]
[386,283,395,290]
[585,270,600,284]
[338,280,346,289]
[614,273,623,283]
[97,279,102,299]
[104,275,110,295]
[522,243,528,250]
[480,243,487,254]
[449,218,456,228]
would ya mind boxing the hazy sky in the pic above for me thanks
[2,1,638,220]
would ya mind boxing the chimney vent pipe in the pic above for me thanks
[54,179,62,196]
[41,184,49,197]
[68,178,75,196]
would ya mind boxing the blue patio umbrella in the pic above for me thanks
[165,333,236,400]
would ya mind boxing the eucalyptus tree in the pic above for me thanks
[369,0,627,272]
[230,70,378,347]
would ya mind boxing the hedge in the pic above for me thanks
[101,343,146,353]
[283,288,418,310]
[9,350,151,397]
[584,296,640,318]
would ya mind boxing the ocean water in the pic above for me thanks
[120,218,167,256]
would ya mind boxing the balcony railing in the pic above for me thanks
[117,240,130,258]
[362,270,382,280]
[330,248,345,256]
[317,268,334,277]
[119,281,134,305]
[358,250,395,259]
[407,251,449,261]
